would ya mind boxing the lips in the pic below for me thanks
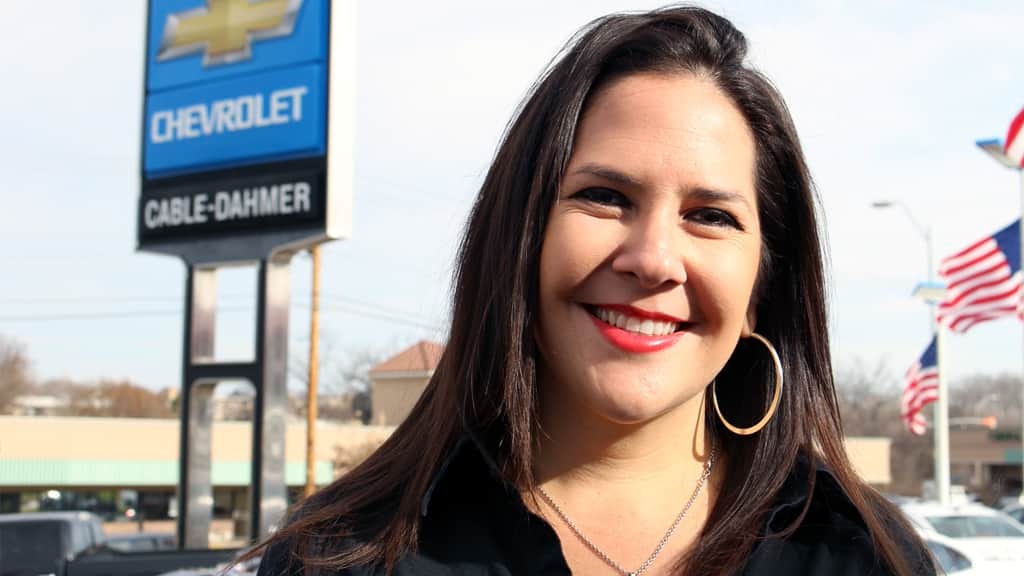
[585,304,690,353]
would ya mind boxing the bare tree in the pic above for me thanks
[834,360,932,496]
[335,347,386,394]
[289,332,345,394]
[290,342,389,422]
[950,373,1022,429]
[0,335,32,413]
[66,379,174,418]
[834,360,899,437]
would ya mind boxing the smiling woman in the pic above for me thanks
[247,5,935,576]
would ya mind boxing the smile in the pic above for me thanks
[585,304,689,353]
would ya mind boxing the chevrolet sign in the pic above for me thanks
[143,0,327,176]
[139,0,351,252]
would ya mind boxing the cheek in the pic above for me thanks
[540,214,617,295]
[699,245,760,321]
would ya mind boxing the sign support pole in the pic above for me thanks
[176,254,292,548]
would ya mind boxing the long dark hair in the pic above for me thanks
[246,5,925,574]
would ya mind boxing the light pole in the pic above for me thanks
[872,200,950,505]
[871,200,934,286]
[975,136,1024,505]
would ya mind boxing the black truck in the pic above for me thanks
[0,511,242,576]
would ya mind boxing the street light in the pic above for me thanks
[975,133,1024,505]
[871,200,934,283]
[872,200,950,504]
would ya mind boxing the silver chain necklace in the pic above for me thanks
[536,446,716,576]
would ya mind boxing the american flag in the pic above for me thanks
[937,220,1022,333]
[1004,106,1024,167]
[902,336,938,436]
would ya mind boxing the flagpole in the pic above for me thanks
[935,324,951,505]
[925,228,945,505]
[974,131,1024,504]
[1019,171,1024,505]
[926,229,949,506]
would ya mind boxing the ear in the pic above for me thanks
[741,305,757,338]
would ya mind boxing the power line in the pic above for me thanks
[0,292,435,323]
[0,309,183,322]
[318,303,442,331]
[0,302,442,331]
[0,295,183,304]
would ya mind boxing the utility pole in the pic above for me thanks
[305,246,321,498]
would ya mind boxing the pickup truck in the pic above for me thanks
[0,511,240,576]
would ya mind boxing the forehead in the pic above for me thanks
[569,73,756,196]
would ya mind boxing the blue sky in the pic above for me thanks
[1,0,1023,393]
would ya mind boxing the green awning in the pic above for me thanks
[0,459,334,487]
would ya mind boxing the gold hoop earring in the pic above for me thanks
[712,332,783,436]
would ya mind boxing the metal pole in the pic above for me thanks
[305,246,321,498]
[924,227,949,504]
[936,324,951,505]
[179,266,217,548]
[1019,171,1024,505]
[251,255,291,540]
[914,219,953,505]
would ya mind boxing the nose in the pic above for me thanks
[610,210,687,289]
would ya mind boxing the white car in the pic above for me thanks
[918,530,1000,575]
[1002,504,1024,525]
[901,501,1024,571]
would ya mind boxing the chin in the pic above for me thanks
[587,375,699,426]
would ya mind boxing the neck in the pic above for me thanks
[534,381,713,492]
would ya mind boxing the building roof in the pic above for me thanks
[370,340,444,375]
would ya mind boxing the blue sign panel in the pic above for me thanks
[146,0,328,92]
[144,63,326,176]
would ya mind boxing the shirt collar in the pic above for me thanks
[763,453,858,534]
[420,433,857,534]
[420,430,508,518]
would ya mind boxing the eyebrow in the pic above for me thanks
[688,187,752,209]
[569,163,752,208]
[570,164,642,187]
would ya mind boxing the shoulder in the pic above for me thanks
[255,538,302,576]
[255,537,381,576]
[742,456,935,576]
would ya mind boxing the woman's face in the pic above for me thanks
[535,72,761,425]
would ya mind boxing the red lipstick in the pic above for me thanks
[588,305,686,353]
[596,303,685,323]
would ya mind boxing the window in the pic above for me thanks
[926,514,1024,538]
[69,521,91,555]
[0,523,64,574]
[925,540,972,573]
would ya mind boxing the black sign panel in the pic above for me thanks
[138,158,326,244]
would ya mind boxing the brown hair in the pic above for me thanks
[244,5,927,574]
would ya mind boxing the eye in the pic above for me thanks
[570,187,631,208]
[685,207,742,230]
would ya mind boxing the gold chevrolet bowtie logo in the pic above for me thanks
[157,0,303,67]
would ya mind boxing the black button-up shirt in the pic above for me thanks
[258,434,933,575]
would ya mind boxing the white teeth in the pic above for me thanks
[639,319,655,336]
[613,312,626,329]
[593,306,678,336]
